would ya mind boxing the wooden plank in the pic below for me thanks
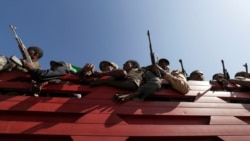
[0,82,91,94]
[153,90,250,103]
[72,135,221,141]
[2,95,250,109]
[189,85,212,91]
[195,91,250,98]
[219,136,250,141]
[188,80,211,86]
[0,134,72,141]
[194,97,228,103]
[1,100,250,117]
[210,116,249,125]
[0,71,30,81]
[71,136,128,141]
[1,121,250,136]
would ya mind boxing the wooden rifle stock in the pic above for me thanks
[9,25,33,66]
[221,60,230,80]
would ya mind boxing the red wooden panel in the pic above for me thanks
[1,98,250,116]
[1,121,250,136]
[0,134,72,141]
[0,82,31,91]
[0,71,30,81]
[191,91,250,98]
[71,136,128,141]
[0,81,91,94]
[210,116,249,125]
[219,136,250,141]
[118,114,210,125]
[0,95,242,107]
[0,110,84,123]
[2,72,250,140]
[194,97,228,103]
[154,88,193,98]
[189,85,212,91]
[188,80,211,86]
[125,136,223,141]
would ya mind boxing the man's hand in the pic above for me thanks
[23,60,34,70]
[82,63,95,74]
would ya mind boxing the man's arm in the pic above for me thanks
[23,61,68,82]
[153,64,190,94]
[162,70,190,94]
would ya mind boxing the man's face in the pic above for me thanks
[214,74,224,81]
[28,49,38,60]
[101,64,115,72]
[123,62,133,72]
[158,62,169,73]
[191,71,204,81]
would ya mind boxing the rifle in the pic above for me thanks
[179,59,188,77]
[221,60,230,80]
[243,63,249,78]
[147,30,156,64]
[9,25,33,66]
[147,30,160,77]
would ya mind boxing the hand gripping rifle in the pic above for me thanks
[147,30,161,77]
[9,25,33,66]
[221,60,230,80]
[243,63,249,78]
[179,59,188,77]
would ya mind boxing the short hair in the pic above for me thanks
[28,46,44,59]
[212,73,224,80]
[190,70,203,77]
[158,58,170,65]
[234,71,248,78]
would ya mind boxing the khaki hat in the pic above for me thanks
[99,61,119,71]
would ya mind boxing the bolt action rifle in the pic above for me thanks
[147,30,160,77]
[179,59,188,78]
[243,63,249,78]
[221,60,230,80]
[9,25,33,66]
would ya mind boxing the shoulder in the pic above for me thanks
[32,61,41,69]
[171,70,186,80]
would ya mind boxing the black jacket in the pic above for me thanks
[28,65,70,82]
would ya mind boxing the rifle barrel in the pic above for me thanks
[221,59,230,80]
[147,30,155,64]
[9,24,33,66]
[147,30,161,77]
[243,63,248,78]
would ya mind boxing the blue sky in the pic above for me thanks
[1,0,250,80]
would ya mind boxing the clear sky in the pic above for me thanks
[1,0,250,80]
